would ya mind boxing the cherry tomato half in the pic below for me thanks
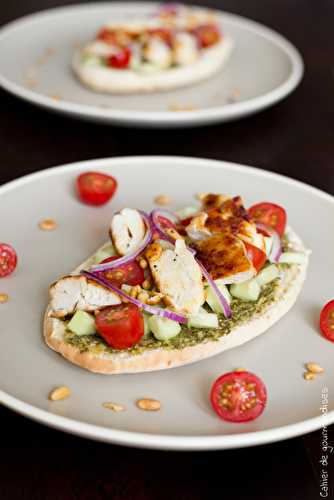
[0,243,18,278]
[95,303,144,349]
[107,47,132,69]
[248,202,287,237]
[320,300,334,342]
[244,242,267,272]
[77,172,117,206]
[210,371,267,423]
[101,256,144,287]
[193,24,221,48]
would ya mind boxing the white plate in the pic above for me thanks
[0,2,303,127]
[0,156,333,450]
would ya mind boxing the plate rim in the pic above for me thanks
[0,154,333,450]
[0,2,304,126]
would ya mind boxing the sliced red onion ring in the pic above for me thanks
[150,208,180,244]
[256,223,282,263]
[82,270,188,324]
[196,260,232,319]
[91,210,152,272]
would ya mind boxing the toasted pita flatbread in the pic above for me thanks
[44,227,309,374]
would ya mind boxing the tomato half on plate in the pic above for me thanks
[101,256,144,287]
[210,371,267,423]
[0,243,18,278]
[248,202,287,237]
[320,300,334,342]
[95,303,144,349]
[244,242,267,272]
[77,172,117,206]
[193,24,221,48]
[107,47,132,69]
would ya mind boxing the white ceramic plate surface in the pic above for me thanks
[0,2,303,127]
[0,156,333,450]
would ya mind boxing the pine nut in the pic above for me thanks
[0,293,9,304]
[303,372,315,381]
[49,386,71,401]
[39,218,57,231]
[139,258,148,269]
[103,402,126,412]
[305,362,324,374]
[142,279,151,290]
[154,195,171,206]
[136,398,161,411]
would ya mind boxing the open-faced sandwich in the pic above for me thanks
[44,191,309,374]
[72,3,233,93]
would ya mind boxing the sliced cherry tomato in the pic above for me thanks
[107,47,132,69]
[77,172,117,206]
[157,215,177,230]
[0,243,18,278]
[180,216,193,227]
[244,242,267,272]
[97,28,118,45]
[95,303,144,349]
[248,202,287,237]
[320,300,334,342]
[101,256,144,287]
[210,371,267,423]
[148,28,173,46]
[193,24,221,48]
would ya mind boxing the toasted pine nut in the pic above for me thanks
[137,291,149,303]
[235,367,246,372]
[147,295,162,305]
[154,195,171,206]
[39,218,57,231]
[103,402,126,412]
[0,293,9,304]
[49,386,71,401]
[136,398,161,411]
[139,258,148,269]
[305,362,324,374]
[142,279,151,290]
[303,371,315,381]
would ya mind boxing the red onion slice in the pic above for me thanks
[256,223,282,263]
[82,270,188,324]
[91,210,152,272]
[196,260,232,319]
[150,208,179,244]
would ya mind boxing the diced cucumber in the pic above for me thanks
[206,280,231,314]
[93,243,116,264]
[175,206,199,220]
[230,279,261,302]
[148,315,181,341]
[188,309,219,329]
[143,313,152,338]
[82,54,103,66]
[279,252,307,264]
[264,236,273,257]
[67,311,96,336]
[256,265,279,287]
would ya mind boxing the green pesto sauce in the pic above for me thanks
[64,279,280,356]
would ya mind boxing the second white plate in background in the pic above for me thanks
[0,2,303,127]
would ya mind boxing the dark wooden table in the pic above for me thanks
[1,1,333,498]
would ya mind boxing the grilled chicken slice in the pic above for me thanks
[110,208,145,256]
[146,239,204,315]
[49,275,121,318]
[186,212,211,241]
[194,233,255,283]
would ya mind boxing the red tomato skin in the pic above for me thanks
[320,300,334,342]
[210,371,267,423]
[248,202,287,237]
[157,215,176,230]
[193,24,221,48]
[0,243,18,278]
[107,47,132,69]
[77,172,117,206]
[95,304,144,349]
[244,242,267,272]
[97,28,117,45]
[100,256,144,287]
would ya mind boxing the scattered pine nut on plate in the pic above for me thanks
[49,386,71,401]
[303,372,315,381]
[136,399,161,411]
[102,402,126,412]
[39,218,57,231]
[154,195,171,205]
[0,293,9,303]
[305,362,324,374]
